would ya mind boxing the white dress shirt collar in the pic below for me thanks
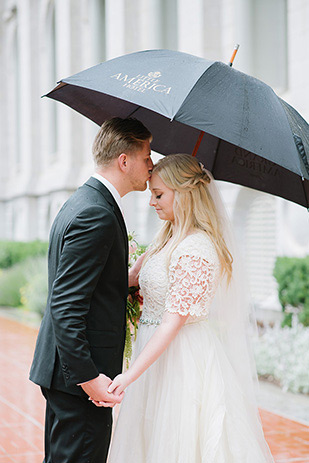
[92,173,123,213]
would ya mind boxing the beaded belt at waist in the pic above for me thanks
[139,317,161,326]
[139,316,208,326]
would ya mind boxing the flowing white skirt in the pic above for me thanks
[108,320,274,463]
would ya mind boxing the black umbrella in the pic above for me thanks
[46,49,309,208]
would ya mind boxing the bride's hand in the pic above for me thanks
[128,252,147,287]
[107,372,131,395]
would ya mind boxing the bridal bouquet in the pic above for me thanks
[124,233,145,367]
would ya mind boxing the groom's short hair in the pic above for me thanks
[93,117,152,167]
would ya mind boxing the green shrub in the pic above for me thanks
[0,240,48,269]
[254,322,309,393]
[273,256,309,327]
[20,257,48,316]
[0,256,48,311]
[0,263,29,306]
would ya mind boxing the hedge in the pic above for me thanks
[0,240,48,269]
[273,256,309,327]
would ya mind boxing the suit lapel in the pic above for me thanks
[112,206,129,260]
[85,177,128,257]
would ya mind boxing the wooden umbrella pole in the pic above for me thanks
[192,131,205,157]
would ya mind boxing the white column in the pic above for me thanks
[139,0,162,50]
[4,9,19,180]
[278,199,309,256]
[55,0,72,167]
[234,0,254,74]
[161,0,178,50]
[177,0,204,56]
[0,4,11,197]
[38,0,56,172]
[287,0,309,119]
[18,0,32,179]
[4,204,14,240]
[37,196,49,240]
[217,0,234,62]
[73,0,96,179]
[105,0,126,59]
[202,0,223,60]
[81,0,104,68]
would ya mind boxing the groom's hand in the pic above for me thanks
[80,373,124,407]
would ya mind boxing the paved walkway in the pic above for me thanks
[0,315,308,462]
[258,380,309,426]
[0,317,44,462]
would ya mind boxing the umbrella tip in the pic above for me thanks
[229,44,240,67]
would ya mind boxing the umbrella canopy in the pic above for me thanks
[46,49,309,208]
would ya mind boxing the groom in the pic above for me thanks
[30,118,153,463]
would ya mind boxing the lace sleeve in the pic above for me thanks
[165,254,217,317]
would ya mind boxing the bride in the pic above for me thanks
[105,154,274,462]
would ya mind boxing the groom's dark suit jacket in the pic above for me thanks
[30,177,128,396]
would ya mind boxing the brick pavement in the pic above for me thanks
[0,317,44,463]
[0,316,308,462]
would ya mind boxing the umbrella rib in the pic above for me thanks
[127,106,142,118]
[210,139,221,175]
[300,178,309,210]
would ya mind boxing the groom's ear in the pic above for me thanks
[118,153,127,171]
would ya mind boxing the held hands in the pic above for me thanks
[90,372,132,407]
[81,373,124,408]
[107,372,132,395]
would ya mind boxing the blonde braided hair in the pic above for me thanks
[144,154,233,282]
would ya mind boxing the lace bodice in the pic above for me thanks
[139,232,221,326]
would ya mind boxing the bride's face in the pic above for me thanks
[149,173,175,222]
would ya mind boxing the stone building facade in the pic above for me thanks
[0,0,308,311]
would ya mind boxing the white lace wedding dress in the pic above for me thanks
[108,232,274,463]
